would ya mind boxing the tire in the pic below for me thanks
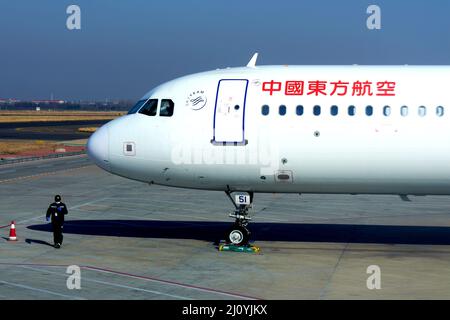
[227,225,250,246]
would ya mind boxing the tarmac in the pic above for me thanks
[1,155,450,299]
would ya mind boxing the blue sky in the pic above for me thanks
[1,0,450,100]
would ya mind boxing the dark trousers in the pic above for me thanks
[52,222,63,245]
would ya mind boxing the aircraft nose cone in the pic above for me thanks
[87,125,110,171]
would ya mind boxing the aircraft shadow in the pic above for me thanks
[27,220,450,245]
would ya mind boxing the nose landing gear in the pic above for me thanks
[224,190,253,246]
[228,225,249,246]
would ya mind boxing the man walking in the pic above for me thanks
[46,195,68,249]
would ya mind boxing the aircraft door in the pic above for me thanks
[212,79,249,145]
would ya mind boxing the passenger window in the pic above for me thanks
[418,106,426,117]
[128,99,147,114]
[348,105,355,116]
[279,105,286,116]
[262,105,269,115]
[436,106,444,117]
[296,105,304,116]
[401,106,408,117]
[160,99,174,117]
[383,106,391,116]
[139,99,158,116]
[330,105,338,116]
[313,105,321,116]
[366,105,373,116]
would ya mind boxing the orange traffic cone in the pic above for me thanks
[8,221,17,241]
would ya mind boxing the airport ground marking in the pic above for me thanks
[318,242,350,300]
[69,197,110,210]
[0,262,260,300]
[0,280,85,300]
[0,169,17,174]
[0,165,93,184]
[37,164,54,168]
[0,196,111,228]
[0,154,88,169]
[20,265,192,300]
[82,266,260,300]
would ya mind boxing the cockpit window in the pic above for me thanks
[160,99,174,117]
[139,99,158,116]
[127,99,147,114]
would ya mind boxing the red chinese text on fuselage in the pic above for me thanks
[262,80,396,96]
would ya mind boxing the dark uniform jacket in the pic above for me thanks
[46,202,68,224]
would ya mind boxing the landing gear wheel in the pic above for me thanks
[227,224,250,246]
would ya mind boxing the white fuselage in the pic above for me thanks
[87,65,450,195]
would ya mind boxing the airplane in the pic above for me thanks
[87,53,450,246]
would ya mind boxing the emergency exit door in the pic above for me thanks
[212,79,248,145]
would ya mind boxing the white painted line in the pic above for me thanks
[0,169,16,174]
[70,197,109,210]
[37,164,54,168]
[254,215,286,222]
[133,209,211,221]
[78,278,192,300]
[76,203,213,221]
[70,208,162,220]
[66,160,88,164]
[70,208,103,214]
[161,211,216,221]
[82,197,214,220]
[0,154,88,170]
[14,197,109,225]
[86,267,257,300]
[21,266,191,300]
[16,216,42,225]
[105,197,201,207]
[97,200,218,220]
[0,165,92,184]
[0,280,85,300]
[77,203,110,208]
[0,263,259,300]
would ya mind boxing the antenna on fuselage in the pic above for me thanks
[246,52,258,68]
